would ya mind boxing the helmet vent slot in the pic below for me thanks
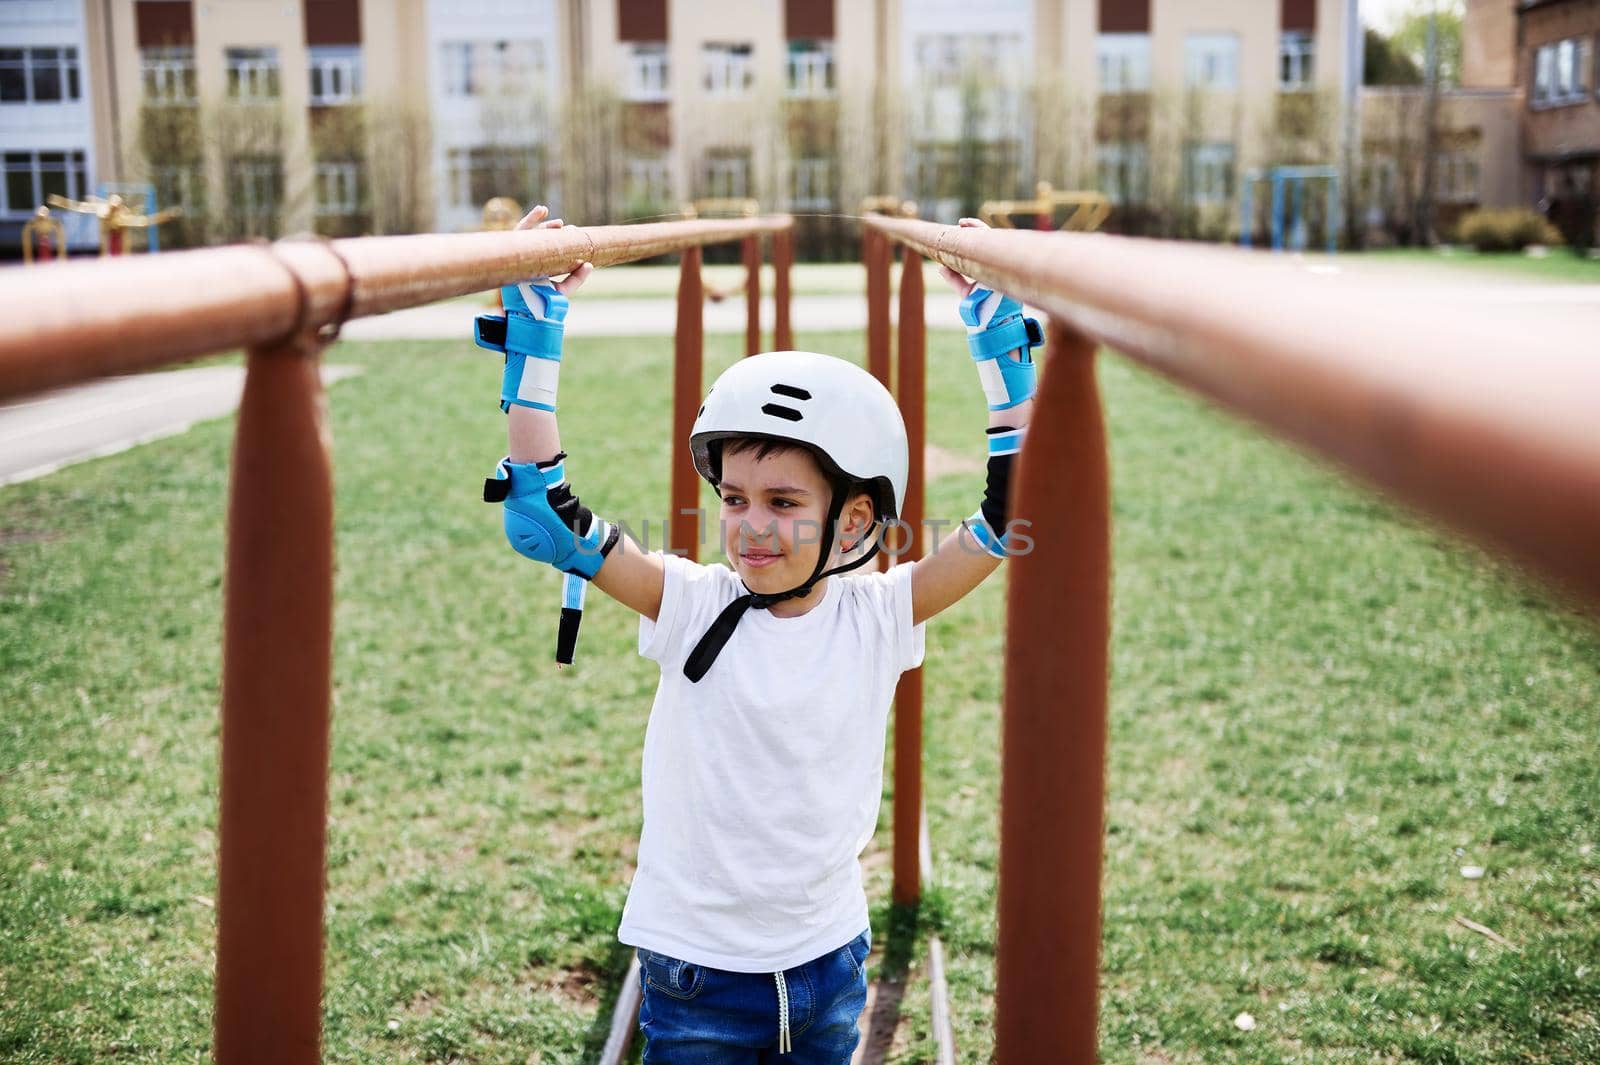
[760,403,804,422]
[770,384,811,401]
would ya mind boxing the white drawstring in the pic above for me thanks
[774,970,791,1054]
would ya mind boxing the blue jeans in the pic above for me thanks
[637,930,871,1064]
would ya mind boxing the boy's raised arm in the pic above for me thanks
[910,217,1037,626]
[481,207,666,634]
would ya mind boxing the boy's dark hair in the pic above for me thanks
[715,436,872,506]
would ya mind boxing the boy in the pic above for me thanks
[478,206,1037,1062]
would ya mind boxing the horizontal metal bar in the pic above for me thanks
[0,216,793,404]
[864,215,1600,609]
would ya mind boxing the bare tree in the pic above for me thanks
[365,98,432,235]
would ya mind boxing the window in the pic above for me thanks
[623,42,669,101]
[309,46,362,105]
[1096,142,1149,205]
[440,39,544,97]
[1185,143,1235,205]
[700,150,750,199]
[152,163,203,214]
[1435,152,1480,204]
[0,46,82,104]
[1185,33,1239,91]
[3,149,88,217]
[1533,38,1591,107]
[703,42,754,96]
[1097,34,1151,92]
[445,145,543,209]
[227,155,283,221]
[789,157,832,210]
[141,46,196,104]
[786,39,834,98]
[623,156,671,210]
[914,33,1024,89]
[226,47,280,100]
[1280,31,1314,90]
[315,161,361,215]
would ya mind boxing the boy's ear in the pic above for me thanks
[839,491,876,551]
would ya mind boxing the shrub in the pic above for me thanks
[1456,208,1563,252]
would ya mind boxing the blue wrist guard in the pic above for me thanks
[483,452,618,579]
[959,285,1042,411]
[964,425,1027,559]
[475,281,568,413]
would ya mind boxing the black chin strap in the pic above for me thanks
[683,494,882,683]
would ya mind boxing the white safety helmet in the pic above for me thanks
[689,350,908,521]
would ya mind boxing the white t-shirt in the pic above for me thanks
[617,552,926,972]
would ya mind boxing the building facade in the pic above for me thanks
[1518,0,1600,245]
[1,0,108,250]
[0,0,1565,255]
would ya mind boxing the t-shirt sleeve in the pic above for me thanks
[888,562,927,672]
[638,553,732,666]
[846,563,924,673]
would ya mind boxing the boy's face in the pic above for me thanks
[718,445,867,594]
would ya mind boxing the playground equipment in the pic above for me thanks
[1239,164,1340,253]
[480,196,522,231]
[20,206,66,264]
[979,180,1111,232]
[2,211,1597,1064]
[46,191,181,256]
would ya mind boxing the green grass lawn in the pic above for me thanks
[1356,246,1600,284]
[2,327,1597,1063]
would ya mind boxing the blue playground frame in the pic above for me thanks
[1239,166,1339,254]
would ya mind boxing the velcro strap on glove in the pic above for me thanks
[959,286,1041,411]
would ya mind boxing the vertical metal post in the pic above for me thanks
[215,333,335,1065]
[1240,180,1254,248]
[891,245,926,907]
[994,319,1110,1064]
[1270,174,1286,252]
[865,226,891,390]
[774,226,794,351]
[672,246,705,560]
[743,234,761,357]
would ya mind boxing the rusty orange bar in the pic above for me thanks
[0,217,794,404]
[863,215,1600,610]
[773,228,794,351]
[891,246,927,907]
[864,227,892,389]
[743,234,762,356]
[214,332,337,1065]
[672,247,705,560]
[996,319,1110,1063]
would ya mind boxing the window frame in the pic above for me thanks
[3,148,88,218]
[623,42,670,102]
[140,45,197,105]
[1097,33,1151,93]
[702,41,755,97]
[0,46,82,105]
[785,39,835,98]
[314,160,362,216]
[1096,141,1150,206]
[1185,32,1241,92]
[309,45,363,106]
[1279,31,1315,91]
[1185,142,1236,206]
[226,47,281,101]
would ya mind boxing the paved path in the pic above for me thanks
[340,293,962,341]
[0,364,362,488]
